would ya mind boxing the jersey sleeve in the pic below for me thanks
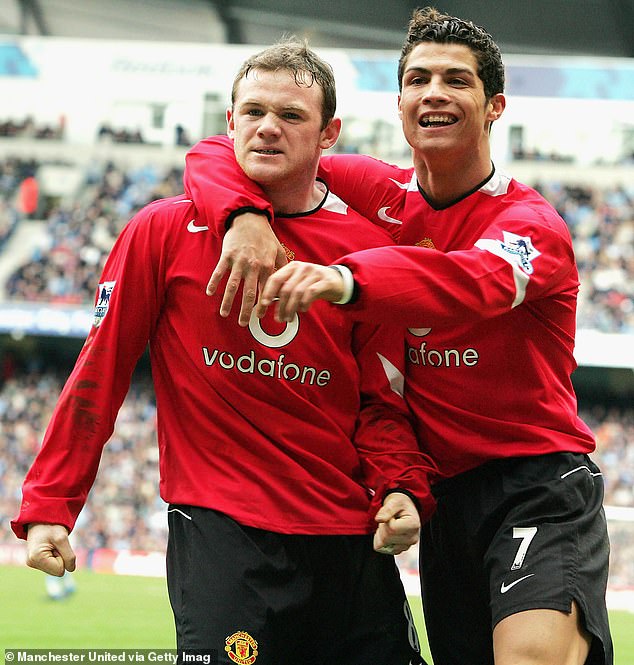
[11,205,166,539]
[183,138,409,238]
[338,207,578,328]
[318,154,410,232]
[183,135,273,233]
[351,320,437,522]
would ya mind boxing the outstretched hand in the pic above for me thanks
[373,492,421,556]
[208,213,288,326]
[26,523,76,577]
[259,261,345,322]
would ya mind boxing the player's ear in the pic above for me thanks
[397,95,403,120]
[487,93,506,123]
[226,108,235,138]
[320,116,341,150]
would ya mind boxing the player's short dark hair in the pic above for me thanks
[397,6,505,99]
[232,39,337,130]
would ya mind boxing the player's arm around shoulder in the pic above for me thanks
[318,153,412,227]
[26,523,76,577]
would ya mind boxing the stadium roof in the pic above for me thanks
[1,0,633,58]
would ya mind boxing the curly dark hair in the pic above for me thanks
[397,7,505,99]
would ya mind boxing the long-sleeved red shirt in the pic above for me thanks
[13,186,435,540]
[180,136,596,482]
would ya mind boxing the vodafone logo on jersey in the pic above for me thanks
[200,239,335,386]
[406,327,480,368]
[201,310,332,387]
[249,310,299,348]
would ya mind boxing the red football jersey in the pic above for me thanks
[178,137,596,482]
[319,154,596,478]
[12,187,435,540]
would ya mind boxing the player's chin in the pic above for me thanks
[242,162,286,185]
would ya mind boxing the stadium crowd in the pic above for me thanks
[0,116,66,140]
[0,367,167,552]
[0,156,39,248]
[4,159,183,303]
[0,156,632,333]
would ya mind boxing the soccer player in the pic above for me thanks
[182,8,613,665]
[12,42,434,665]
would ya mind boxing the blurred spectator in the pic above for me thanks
[5,161,183,303]
[175,124,191,147]
[0,156,40,249]
[0,115,65,140]
[17,175,39,217]
[96,124,145,144]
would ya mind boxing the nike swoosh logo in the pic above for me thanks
[377,206,403,225]
[389,177,410,189]
[500,573,535,593]
[187,219,209,233]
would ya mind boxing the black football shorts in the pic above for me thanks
[419,452,613,665]
[166,505,427,665]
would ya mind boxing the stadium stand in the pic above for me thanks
[2,157,183,303]
[0,116,65,141]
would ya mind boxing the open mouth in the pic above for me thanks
[419,114,457,128]
[254,149,282,155]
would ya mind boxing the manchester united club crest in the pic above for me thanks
[415,237,435,249]
[281,243,295,262]
[225,631,258,664]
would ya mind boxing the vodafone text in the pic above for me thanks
[202,347,332,386]
[407,341,479,368]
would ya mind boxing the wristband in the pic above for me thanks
[329,264,355,305]
[225,206,271,231]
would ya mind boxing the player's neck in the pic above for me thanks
[264,179,326,215]
[414,148,492,208]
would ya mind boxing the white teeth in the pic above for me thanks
[421,115,456,126]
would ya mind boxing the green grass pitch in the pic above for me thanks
[1,565,633,663]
